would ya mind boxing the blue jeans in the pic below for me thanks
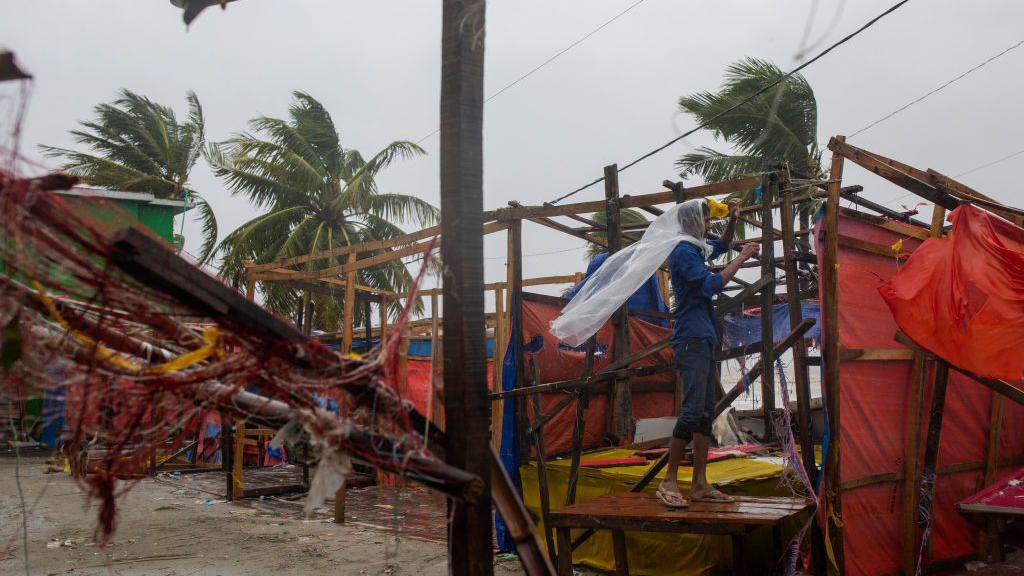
[672,338,717,439]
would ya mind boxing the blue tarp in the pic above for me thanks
[328,337,494,358]
[495,304,522,552]
[721,302,821,348]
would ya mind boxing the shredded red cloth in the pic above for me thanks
[879,204,1024,382]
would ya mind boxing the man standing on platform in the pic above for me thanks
[656,198,759,507]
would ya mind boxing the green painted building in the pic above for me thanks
[54,187,191,244]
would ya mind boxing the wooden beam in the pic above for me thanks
[496,176,763,220]
[838,207,930,241]
[247,224,442,273]
[839,347,915,361]
[837,234,909,259]
[250,221,506,282]
[528,216,608,249]
[840,190,931,228]
[822,135,846,574]
[828,138,960,211]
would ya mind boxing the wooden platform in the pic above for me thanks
[548,492,812,575]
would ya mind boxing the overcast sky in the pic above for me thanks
[3,0,1023,309]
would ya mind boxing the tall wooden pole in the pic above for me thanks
[440,1,492,573]
[900,204,946,574]
[508,219,528,463]
[604,164,632,442]
[822,136,846,576]
[758,173,777,441]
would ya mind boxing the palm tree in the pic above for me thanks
[676,57,823,204]
[584,208,650,260]
[209,91,437,329]
[40,90,218,262]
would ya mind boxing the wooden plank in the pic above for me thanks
[838,207,930,241]
[110,227,306,343]
[529,216,608,249]
[840,190,931,228]
[247,224,442,273]
[839,347,915,361]
[837,234,907,259]
[981,394,1004,556]
[565,338,595,507]
[341,253,356,354]
[548,493,810,528]
[489,448,557,576]
[827,138,960,211]
[492,286,504,450]
[528,358,557,562]
[822,135,846,575]
[927,168,1024,225]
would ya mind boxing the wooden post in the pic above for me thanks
[901,204,946,575]
[822,135,846,576]
[363,297,372,351]
[780,189,815,476]
[492,286,505,449]
[341,252,357,354]
[430,293,443,426]
[245,275,256,302]
[221,415,234,499]
[604,164,632,442]
[301,290,313,336]
[528,359,557,561]
[379,298,388,345]
[398,334,409,399]
[508,219,528,462]
[232,417,245,500]
[440,0,492,572]
[758,173,777,442]
[981,393,1004,559]
[918,360,951,568]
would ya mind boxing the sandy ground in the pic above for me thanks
[4,454,1023,576]
[0,455,525,576]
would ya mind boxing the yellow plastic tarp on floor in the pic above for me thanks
[520,449,799,576]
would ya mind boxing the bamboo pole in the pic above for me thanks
[822,135,846,575]
[758,172,777,442]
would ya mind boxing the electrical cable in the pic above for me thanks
[848,38,1024,138]
[547,0,914,205]
[415,0,652,144]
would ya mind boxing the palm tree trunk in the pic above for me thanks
[439,2,492,575]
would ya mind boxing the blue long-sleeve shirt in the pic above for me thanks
[668,239,728,346]
[564,252,669,326]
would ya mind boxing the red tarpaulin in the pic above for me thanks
[880,204,1024,383]
[521,296,677,455]
[817,211,1024,576]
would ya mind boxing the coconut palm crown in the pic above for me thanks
[209,91,437,329]
[676,57,824,194]
[40,89,218,262]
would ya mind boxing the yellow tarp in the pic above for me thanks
[521,449,800,576]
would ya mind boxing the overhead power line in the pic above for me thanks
[547,0,914,205]
[849,38,1024,138]
[415,0,651,144]
[954,147,1024,178]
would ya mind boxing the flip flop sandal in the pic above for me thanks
[656,487,689,508]
[690,489,735,503]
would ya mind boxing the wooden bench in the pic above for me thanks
[548,492,812,576]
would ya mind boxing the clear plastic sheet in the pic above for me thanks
[550,199,712,346]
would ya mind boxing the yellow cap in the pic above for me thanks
[707,198,730,219]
